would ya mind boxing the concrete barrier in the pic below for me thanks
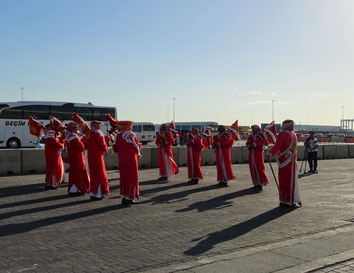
[21,149,46,174]
[0,149,22,175]
[336,145,349,159]
[349,145,354,158]
[1,143,354,176]
[201,148,215,165]
[323,145,337,159]
[139,148,152,169]
[177,147,187,167]
[104,149,119,170]
[150,147,159,168]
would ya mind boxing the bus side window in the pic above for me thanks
[50,106,74,121]
[23,105,50,120]
[0,107,23,119]
[75,107,93,120]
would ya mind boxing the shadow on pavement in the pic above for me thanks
[0,203,128,237]
[140,184,220,205]
[0,183,46,198]
[0,199,92,221]
[184,206,297,256]
[0,194,79,210]
[176,188,260,213]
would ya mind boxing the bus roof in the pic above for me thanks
[164,121,218,125]
[0,101,115,108]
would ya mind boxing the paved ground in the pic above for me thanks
[0,159,354,273]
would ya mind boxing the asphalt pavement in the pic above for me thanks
[0,158,354,273]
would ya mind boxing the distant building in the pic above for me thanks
[294,124,341,132]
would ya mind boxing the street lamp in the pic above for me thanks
[20,87,25,102]
[271,100,274,121]
[167,106,170,122]
[172,98,176,121]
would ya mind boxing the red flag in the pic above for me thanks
[229,120,240,140]
[169,121,183,137]
[263,121,278,144]
[49,115,65,134]
[72,113,90,136]
[105,114,133,131]
[28,117,45,138]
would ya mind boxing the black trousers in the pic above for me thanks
[307,151,318,171]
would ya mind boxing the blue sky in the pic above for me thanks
[0,0,353,126]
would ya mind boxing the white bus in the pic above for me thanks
[162,121,219,145]
[0,101,117,148]
[132,122,156,145]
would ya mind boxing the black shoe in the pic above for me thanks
[90,196,102,201]
[217,181,228,187]
[49,186,58,190]
[192,179,199,184]
[158,177,168,181]
[250,185,258,190]
[256,185,263,191]
[279,202,295,207]
[44,184,50,190]
[313,170,318,174]
[307,170,313,174]
[187,180,193,183]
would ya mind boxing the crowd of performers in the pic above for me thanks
[29,114,301,207]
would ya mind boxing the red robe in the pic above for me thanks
[213,133,236,182]
[155,132,179,177]
[66,137,90,193]
[270,130,301,205]
[86,131,109,197]
[115,131,141,199]
[185,134,204,180]
[246,134,269,186]
[45,134,64,186]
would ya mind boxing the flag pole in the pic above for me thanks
[265,151,279,191]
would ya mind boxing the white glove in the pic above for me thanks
[262,145,268,151]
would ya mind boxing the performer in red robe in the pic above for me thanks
[114,121,141,205]
[185,128,205,184]
[155,124,179,181]
[65,122,90,195]
[269,119,301,207]
[44,124,64,189]
[201,129,213,149]
[246,124,269,191]
[86,121,109,201]
[212,125,236,186]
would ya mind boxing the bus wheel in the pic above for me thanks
[7,137,21,148]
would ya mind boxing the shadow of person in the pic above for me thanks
[0,203,128,237]
[184,206,297,256]
[140,184,219,205]
[176,188,260,213]
[0,183,47,198]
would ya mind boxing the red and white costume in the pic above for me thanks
[213,127,236,183]
[65,122,90,194]
[44,126,64,187]
[86,121,109,199]
[115,124,141,201]
[155,125,179,178]
[185,129,205,181]
[246,125,269,187]
[201,129,213,149]
[269,120,301,206]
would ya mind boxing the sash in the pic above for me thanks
[277,131,297,168]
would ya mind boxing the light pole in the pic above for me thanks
[271,100,274,121]
[342,105,344,120]
[172,98,176,121]
[167,106,170,122]
[20,87,25,102]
